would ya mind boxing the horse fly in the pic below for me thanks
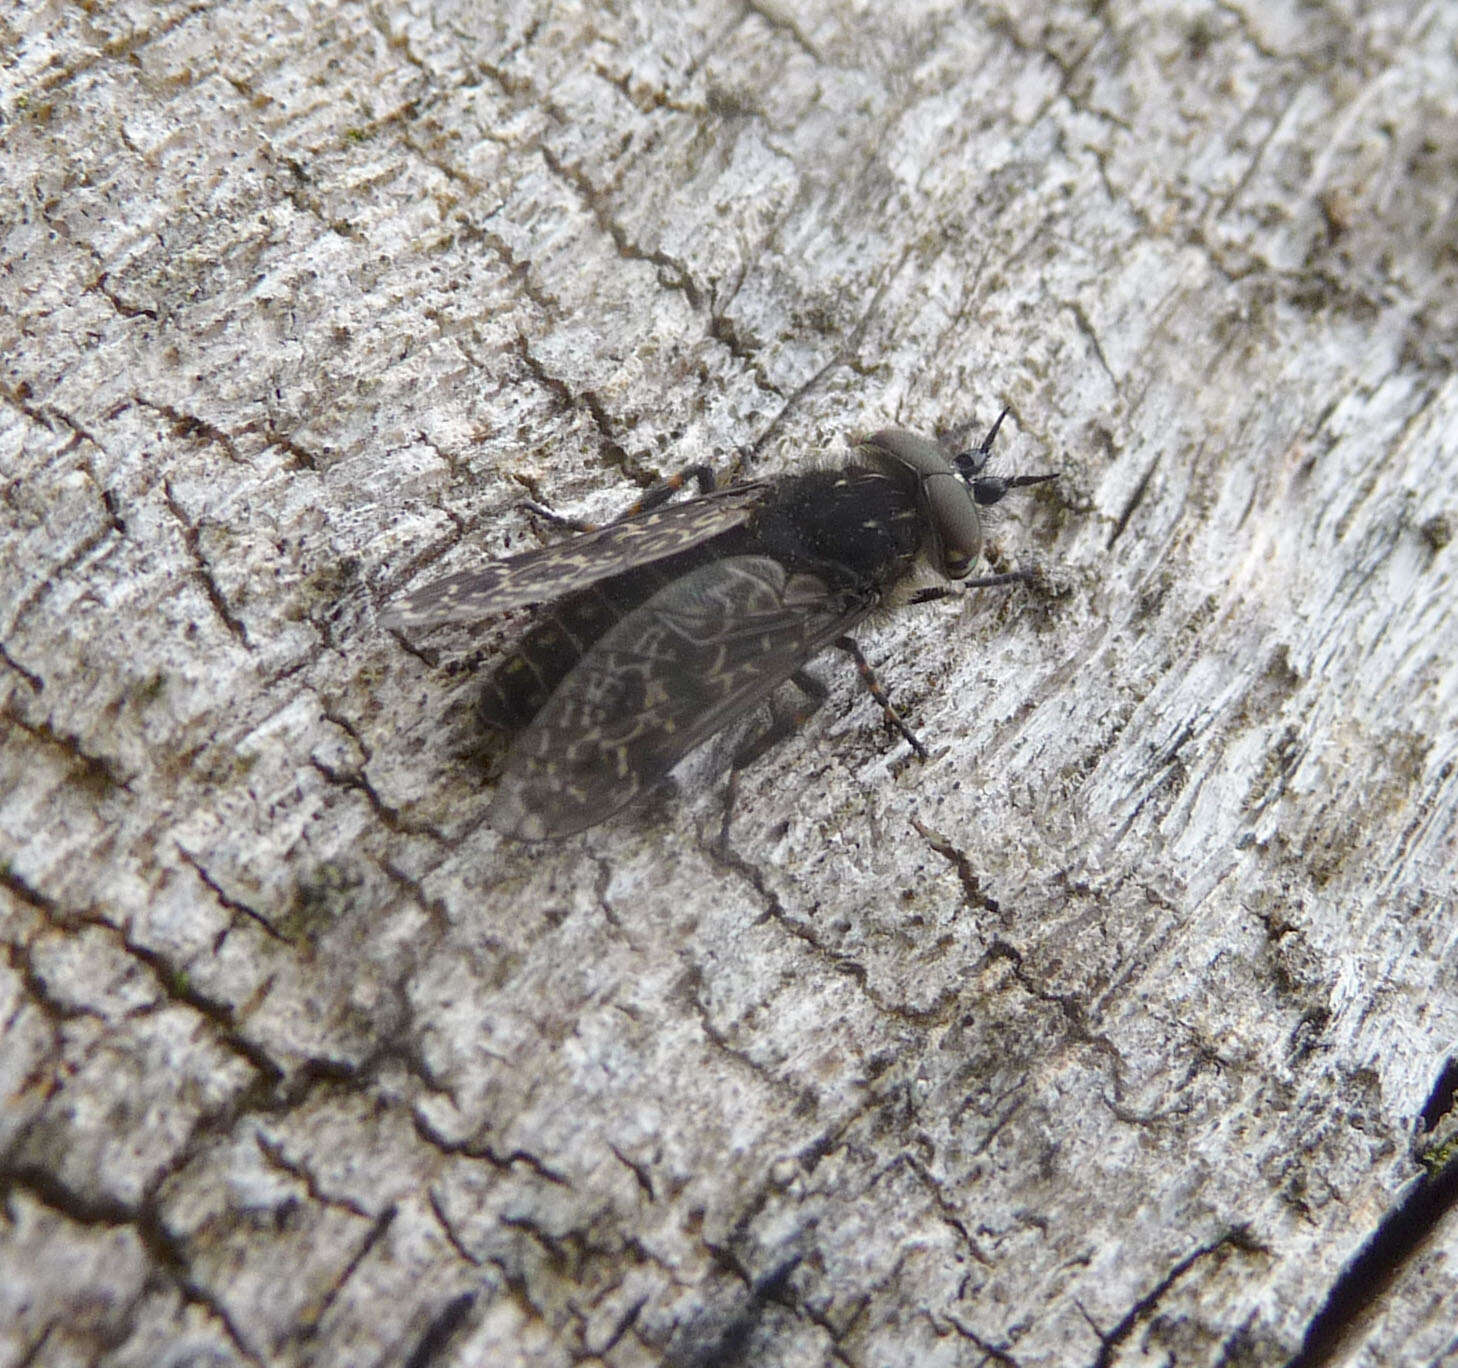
[382,413,1054,840]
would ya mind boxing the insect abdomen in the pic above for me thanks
[478,550,719,733]
[478,468,924,735]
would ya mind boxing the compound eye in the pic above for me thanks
[923,471,984,579]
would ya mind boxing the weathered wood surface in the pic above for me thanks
[3,2,1456,1365]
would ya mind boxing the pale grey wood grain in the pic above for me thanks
[3,2,1456,1365]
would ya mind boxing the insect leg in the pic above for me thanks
[520,464,717,533]
[907,569,1033,606]
[718,669,829,846]
[833,637,929,760]
[731,669,830,770]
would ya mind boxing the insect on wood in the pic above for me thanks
[382,415,1054,840]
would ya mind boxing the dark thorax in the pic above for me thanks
[740,467,924,591]
[479,465,925,736]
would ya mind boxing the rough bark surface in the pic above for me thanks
[2,2,1456,1366]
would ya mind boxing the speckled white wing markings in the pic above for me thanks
[487,556,872,840]
[380,485,768,629]
[382,420,1054,839]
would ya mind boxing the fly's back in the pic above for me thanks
[383,418,1055,838]
[480,463,926,736]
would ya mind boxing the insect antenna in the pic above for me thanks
[953,407,1058,506]
[972,471,1060,506]
[958,406,1010,474]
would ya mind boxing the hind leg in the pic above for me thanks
[521,464,717,532]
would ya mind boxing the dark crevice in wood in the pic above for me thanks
[161,479,252,648]
[668,1250,805,1368]
[401,1291,476,1368]
[1285,1067,1458,1368]
[1087,1228,1262,1368]
[1419,1056,1458,1132]
[0,639,44,691]
[911,816,1004,915]
[1107,455,1157,550]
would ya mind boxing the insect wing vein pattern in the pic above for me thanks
[487,556,868,840]
[384,421,1054,839]
[381,484,766,628]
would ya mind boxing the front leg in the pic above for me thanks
[907,568,1034,606]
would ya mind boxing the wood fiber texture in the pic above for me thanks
[2,2,1456,1365]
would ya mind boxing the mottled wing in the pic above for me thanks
[489,555,874,840]
[381,484,767,630]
